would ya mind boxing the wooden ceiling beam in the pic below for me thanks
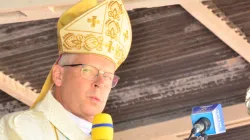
[0,72,38,106]
[1,1,250,139]
[181,0,250,63]
[0,0,180,24]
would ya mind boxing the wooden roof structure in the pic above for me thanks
[1,0,250,139]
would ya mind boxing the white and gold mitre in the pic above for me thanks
[57,0,132,69]
[31,0,132,108]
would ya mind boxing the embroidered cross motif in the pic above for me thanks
[123,30,128,41]
[88,16,100,27]
[105,40,114,52]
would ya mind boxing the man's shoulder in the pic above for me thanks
[2,109,46,122]
[0,109,55,139]
[1,109,51,130]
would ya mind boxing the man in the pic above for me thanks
[0,0,132,139]
[245,87,250,114]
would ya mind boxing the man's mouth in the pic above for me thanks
[89,96,101,102]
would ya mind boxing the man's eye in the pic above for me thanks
[82,68,92,72]
[105,76,112,81]
[104,75,113,81]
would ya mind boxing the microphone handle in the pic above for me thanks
[196,135,208,140]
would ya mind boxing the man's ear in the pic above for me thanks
[52,64,64,86]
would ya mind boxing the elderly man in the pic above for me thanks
[0,0,132,139]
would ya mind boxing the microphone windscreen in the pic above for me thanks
[92,113,113,140]
[191,104,226,136]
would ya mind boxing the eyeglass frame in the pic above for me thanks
[61,64,120,88]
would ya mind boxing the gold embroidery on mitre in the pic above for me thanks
[105,0,124,40]
[63,33,84,50]
[84,34,103,51]
[115,45,125,65]
[108,1,123,21]
[105,19,120,39]
[87,16,100,28]
[115,46,124,61]
[58,0,132,68]
[105,40,115,52]
[123,30,128,41]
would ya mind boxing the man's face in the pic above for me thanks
[55,54,115,121]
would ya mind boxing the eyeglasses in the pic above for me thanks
[62,64,120,88]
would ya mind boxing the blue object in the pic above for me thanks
[92,123,113,128]
[191,104,226,135]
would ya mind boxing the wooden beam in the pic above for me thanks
[114,103,250,140]
[0,0,181,24]
[181,1,250,63]
[0,0,180,12]
[0,72,38,106]
[151,135,181,140]
[0,0,79,11]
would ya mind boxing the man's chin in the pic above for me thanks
[83,109,102,119]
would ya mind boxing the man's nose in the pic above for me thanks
[93,74,105,88]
